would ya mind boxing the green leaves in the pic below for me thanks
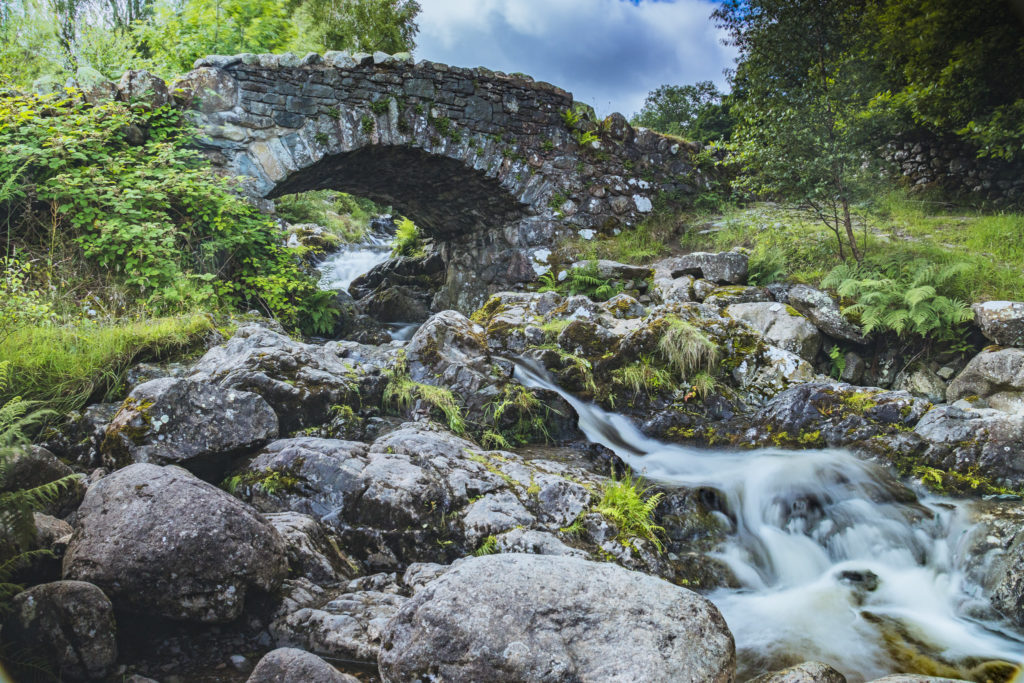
[0,90,338,335]
[822,259,973,341]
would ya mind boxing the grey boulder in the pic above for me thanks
[5,580,117,681]
[947,347,1024,411]
[788,284,868,344]
[378,553,735,683]
[63,463,288,622]
[727,302,822,361]
[247,647,357,683]
[973,301,1024,347]
[100,377,278,476]
[669,251,748,284]
[749,661,847,683]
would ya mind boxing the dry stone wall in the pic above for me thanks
[172,50,715,310]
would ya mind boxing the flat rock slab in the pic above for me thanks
[378,553,735,683]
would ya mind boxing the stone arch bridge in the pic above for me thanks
[175,51,714,311]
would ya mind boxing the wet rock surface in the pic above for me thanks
[247,648,357,682]
[378,553,736,683]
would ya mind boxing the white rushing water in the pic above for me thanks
[514,358,1024,682]
[317,232,392,293]
[316,232,423,341]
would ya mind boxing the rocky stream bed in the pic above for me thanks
[8,246,1024,682]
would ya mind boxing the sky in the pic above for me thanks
[414,0,737,119]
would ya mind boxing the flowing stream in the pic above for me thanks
[316,230,423,341]
[514,358,1024,682]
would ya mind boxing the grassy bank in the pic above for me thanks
[0,314,215,417]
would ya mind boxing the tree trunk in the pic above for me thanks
[841,197,861,262]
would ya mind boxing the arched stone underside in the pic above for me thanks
[177,51,714,311]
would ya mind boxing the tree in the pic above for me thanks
[137,0,296,74]
[631,81,734,142]
[863,0,1024,161]
[290,0,420,54]
[715,0,874,261]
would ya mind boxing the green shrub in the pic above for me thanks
[595,468,665,552]
[484,383,551,446]
[0,90,337,334]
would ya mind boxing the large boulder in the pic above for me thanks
[727,302,822,361]
[570,259,653,281]
[788,284,868,344]
[231,425,598,571]
[947,347,1024,412]
[4,581,117,681]
[894,364,948,403]
[987,523,1024,627]
[63,463,288,622]
[0,445,83,516]
[272,589,407,665]
[247,647,357,683]
[264,512,355,586]
[378,553,735,683]
[189,324,392,433]
[116,69,170,109]
[100,377,278,477]
[913,405,1024,489]
[669,251,748,285]
[972,301,1024,347]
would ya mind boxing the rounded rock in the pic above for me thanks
[63,463,288,622]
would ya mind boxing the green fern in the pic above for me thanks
[822,259,973,341]
[0,361,79,609]
[595,468,665,552]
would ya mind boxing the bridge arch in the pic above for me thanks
[177,51,711,310]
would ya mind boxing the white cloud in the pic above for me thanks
[415,0,736,117]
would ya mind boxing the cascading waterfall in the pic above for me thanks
[514,357,1024,682]
[317,230,392,293]
[316,227,423,341]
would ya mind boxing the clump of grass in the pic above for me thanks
[0,315,214,418]
[658,317,719,377]
[688,371,718,401]
[611,359,676,399]
[383,353,466,434]
[595,468,665,552]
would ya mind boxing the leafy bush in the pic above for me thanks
[821,259,973,341]
[275,190,382,244]
[390,217,424,258]
[594,468,665,552]
[0,90,336,334]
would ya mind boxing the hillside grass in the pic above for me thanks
[679,191,1024,302]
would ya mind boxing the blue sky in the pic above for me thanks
[414,0,736,118]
